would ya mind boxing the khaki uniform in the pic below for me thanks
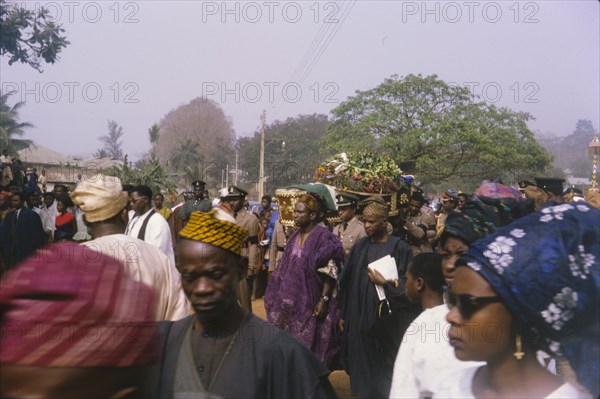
[332,216,367,256]
[236,209,260,311]
[236,209,260,275]
[268,219,287,272]
[405,208,436,255]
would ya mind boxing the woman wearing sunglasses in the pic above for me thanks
[439,203,598,398]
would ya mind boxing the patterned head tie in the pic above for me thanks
[360,196,390,217]
[457,202,600,398]
[0,242,158,368]
[298,193,326,214]
[179,209,248,256]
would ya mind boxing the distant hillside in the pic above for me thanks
[536,120,596,178]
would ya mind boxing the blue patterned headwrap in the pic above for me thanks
[457,202,599,397]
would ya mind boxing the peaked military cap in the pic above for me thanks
[534,177,565,196]
[563,186,583,196]
[518,180,536,190]
[219,185,248,198]
[192,180,206,189]
[336,193,359,208]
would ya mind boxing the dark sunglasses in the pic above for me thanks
[444,286,502,319]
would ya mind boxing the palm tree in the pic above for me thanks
[148,123,160,160]
[170,139,202,169]
[0,92,34,155]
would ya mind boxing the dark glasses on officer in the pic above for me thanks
[444,286,502,319]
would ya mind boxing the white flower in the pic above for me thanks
[467,261,481,271]
[510,228,526,238]
[551,204,574,213]
[484,236,516,274]
[483,249,499,261]
[568,245,595,279]
[575,205,589,212]
[554,287,578,309]
[542,287,579,331]
[539,204,574,223]
[541,303,561,323]
[492,236,516,254]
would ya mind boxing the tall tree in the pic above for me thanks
[156,98,235,187]
[148,123,160,160]
[0,0,69,72]
[538,119,596,178]
[95,120,124,160]
[0,91,33,155]
[237,114,330,194]
[321,74,552,185]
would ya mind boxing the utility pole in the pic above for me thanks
[234,151,239,185]
[258,109,266,200]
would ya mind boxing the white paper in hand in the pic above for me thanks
[368,255,398,301]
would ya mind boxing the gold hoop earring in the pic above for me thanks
[514,333,524,360]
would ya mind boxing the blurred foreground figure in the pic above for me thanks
[0,242,159,399]
[153,209,336,399]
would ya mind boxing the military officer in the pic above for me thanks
[219,186,258,312]
[332,193,367,257]
[534,177,565,205]
[178,180,212,222]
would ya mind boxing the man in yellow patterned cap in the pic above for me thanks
[152,209,336,399]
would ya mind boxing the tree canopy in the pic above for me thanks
[321,74,552,187]
[0,0,69,72]
[237,113,330,194]
[156,98,235,188]
[537,119,596,178]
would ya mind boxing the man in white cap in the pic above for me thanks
[71,174,190,321]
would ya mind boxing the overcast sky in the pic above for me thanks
[1,0,598,161]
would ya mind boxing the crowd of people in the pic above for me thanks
[0,165,599,399]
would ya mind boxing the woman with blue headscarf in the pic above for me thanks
[437,202,599,398]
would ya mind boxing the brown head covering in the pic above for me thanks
[298,193,325,213]
[0,242,158,368]
[360,196,390,217]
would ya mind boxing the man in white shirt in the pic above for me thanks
[71,175,189,321]
[124,184,175,265]
[39,192,57,243]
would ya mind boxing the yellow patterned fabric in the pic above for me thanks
[179,209,248,256]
